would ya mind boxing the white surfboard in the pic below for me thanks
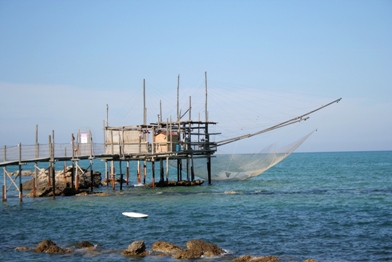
[122,212,148,218]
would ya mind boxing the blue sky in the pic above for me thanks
[0,0,391,152]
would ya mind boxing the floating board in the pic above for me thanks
[133,183,145,187]
[122,212,148,218]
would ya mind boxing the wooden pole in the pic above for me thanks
[152,161,155,188]
[3,146,7,202]
[177,74,180,121]
[119,160,123,191]
[191,154,195,181]
[205,72,212,185]
[143,79,146,125]
[143,160,147,184]
[2,184,5,202]
[105,161,109,186]
[33,163,37,198]
[166,157,169,182]
[35,124,39,158]
[90,159,94,192]
[137,160,141,184]
[71,133,75,189]
[51,133,55,199]
[126,161,130,185]
[160,158,164,183]
[18,143,23,202]
[75,160,79,191]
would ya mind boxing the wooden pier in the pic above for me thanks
[1,73,218,202]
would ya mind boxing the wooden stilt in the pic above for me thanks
[143,160,147,184]
[160,159,164,183]
[3,166,7,202]
[119,160,123,191]
[152,161,155,188]
[191,154,195,181]
[75,160,79,191]
[137,161,141,184]
[90,159,93,192]
[112,172,115,191]
[186,158,190,181]
[126,161,130,185]
[51,161,55,199]
[33,163,38,197]
[2,185,5,202]
[105,161,108,186]
[166,157,169,182]
[18,144,23,202]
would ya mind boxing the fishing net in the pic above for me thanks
[188,131,315,181]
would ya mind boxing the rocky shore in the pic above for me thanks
[20,166,102,197]
[15,239,318,262]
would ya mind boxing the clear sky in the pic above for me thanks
[0,0,391,153]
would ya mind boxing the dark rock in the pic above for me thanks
[75,241,94,248]
[172,249,203,259]
[34,239,72,254]
[35,239,57,253]
[148,179,204,187]
[185,239,224,257]
[121,240,148,257]
[234,255,279,262]
[151,241,184,255]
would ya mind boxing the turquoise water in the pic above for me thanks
[1,151,391,261]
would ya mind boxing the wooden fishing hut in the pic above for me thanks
[101,73,219,187]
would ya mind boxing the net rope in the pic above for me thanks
[188,130,315,181]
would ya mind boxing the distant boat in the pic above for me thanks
[122,212,148,218]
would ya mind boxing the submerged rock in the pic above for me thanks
[14,246,29,251]
[75,241,94,248]
[234,255,279,262]
[147,179,204,187]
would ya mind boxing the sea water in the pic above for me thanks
[0,151,391,261]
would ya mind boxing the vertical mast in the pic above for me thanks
[143,79,146,125]
[159,100,162,124]
[177,74,180,121]
[189,96,192,121]
[205,71,208,122]
[106,104,109,127]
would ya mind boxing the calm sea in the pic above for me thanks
[1,151,391,262]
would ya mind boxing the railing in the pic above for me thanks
[0,143,105,164]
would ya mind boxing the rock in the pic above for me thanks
[151,241,184,255]
[185,239,224,257]
[35,239,57,253]
[148,179,204,187]
[12,170,34,177]
[304,259,318,262]
[34,239,72,254]
[172,249,203,259]
[45,245,72,254]
[15,246,29,251]
[234,255,279,262]
[75,241,94,248]
[121,240,148,257]
[23,167,102,197]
